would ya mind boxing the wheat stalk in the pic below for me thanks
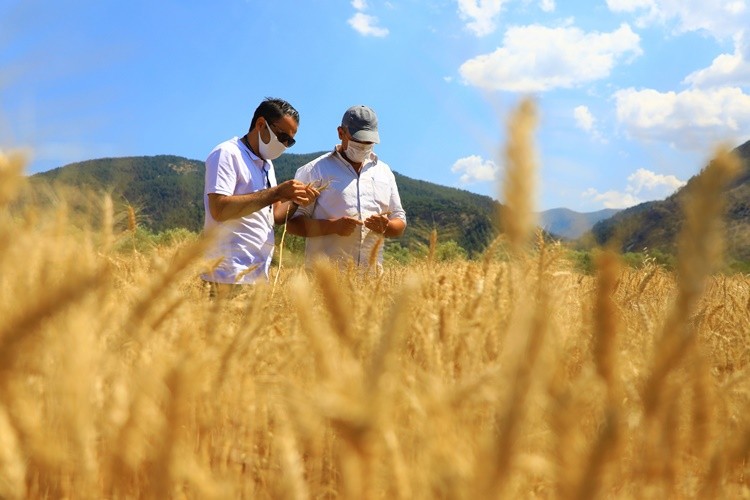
[643,147,741,417]
[593,249,621,401]
[0,149,26,208]
[501,98,538,256]
[273,179,332,295]
[273,204,293,296]
[428,228,437,263]
[367,236,384,271]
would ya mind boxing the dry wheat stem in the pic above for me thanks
[501,98,538,255]
[273,203,293,296]
[593,249,621,401]
[643,147,740,417]
[428,228,438,263]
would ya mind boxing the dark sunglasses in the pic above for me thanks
[267,120,296,147]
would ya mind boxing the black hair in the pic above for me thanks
[249,97,299,130]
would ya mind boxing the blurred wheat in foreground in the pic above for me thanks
[3,109,750,499]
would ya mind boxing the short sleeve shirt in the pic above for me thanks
[201,136,277,284]
[293,148,406,268]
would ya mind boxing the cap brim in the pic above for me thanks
[350,129,380,144]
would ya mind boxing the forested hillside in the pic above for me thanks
[590,140,750,259]
[31,152,501,256]
[31,155,205,232]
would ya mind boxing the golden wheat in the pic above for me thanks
[4,112,750,499]
[501,97,538,255]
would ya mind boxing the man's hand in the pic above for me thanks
[298,183,320,207]
[334,217,364,236]
[364,214,389,235]
[276,180,316,206]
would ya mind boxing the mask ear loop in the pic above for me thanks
[263,118,274,144]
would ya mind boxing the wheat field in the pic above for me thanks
[2,102,750,499]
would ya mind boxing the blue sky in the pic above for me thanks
[2,0,750,212]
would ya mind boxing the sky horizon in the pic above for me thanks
[2,0,750,212]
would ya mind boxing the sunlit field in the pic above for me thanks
[2,102,750,499]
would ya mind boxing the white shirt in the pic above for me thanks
[292,148,406,268]
[201,136,277,284]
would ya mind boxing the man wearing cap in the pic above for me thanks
[201,97,318,292]
[287,105,406,269]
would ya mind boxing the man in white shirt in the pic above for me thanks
[287,105,406,269]
[202,98,318,291]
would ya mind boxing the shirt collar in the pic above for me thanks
[238,136,269,170]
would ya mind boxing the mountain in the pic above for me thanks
[30,155,206,232]
[539,207,620,239]
[589,140,750,259]
[29,152,501,256]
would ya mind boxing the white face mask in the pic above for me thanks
[344,140,374,163]
[258,120,287,160]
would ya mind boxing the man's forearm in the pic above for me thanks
[209,187,281,222]
[384,218,406,238]
[286,216,339,237]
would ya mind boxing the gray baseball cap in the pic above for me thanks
[341,105,380,144]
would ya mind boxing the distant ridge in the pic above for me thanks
[539,207,620,239]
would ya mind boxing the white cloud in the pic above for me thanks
[574,105,595,131]
[605,0,749,40]
[683,33,750,88]
[539,0,555,12]
[459,23,641,92]
[582,188,641,209]
[457,0,507,37]
[573,106,608,144]
[614,86,750,149]
[606,0,655,13]
[582,168,685,208]
[352,0,368,10]
[574,105,608,143]
[627,168,686,194]
[451,155,499,184]
[348,12,389,37]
